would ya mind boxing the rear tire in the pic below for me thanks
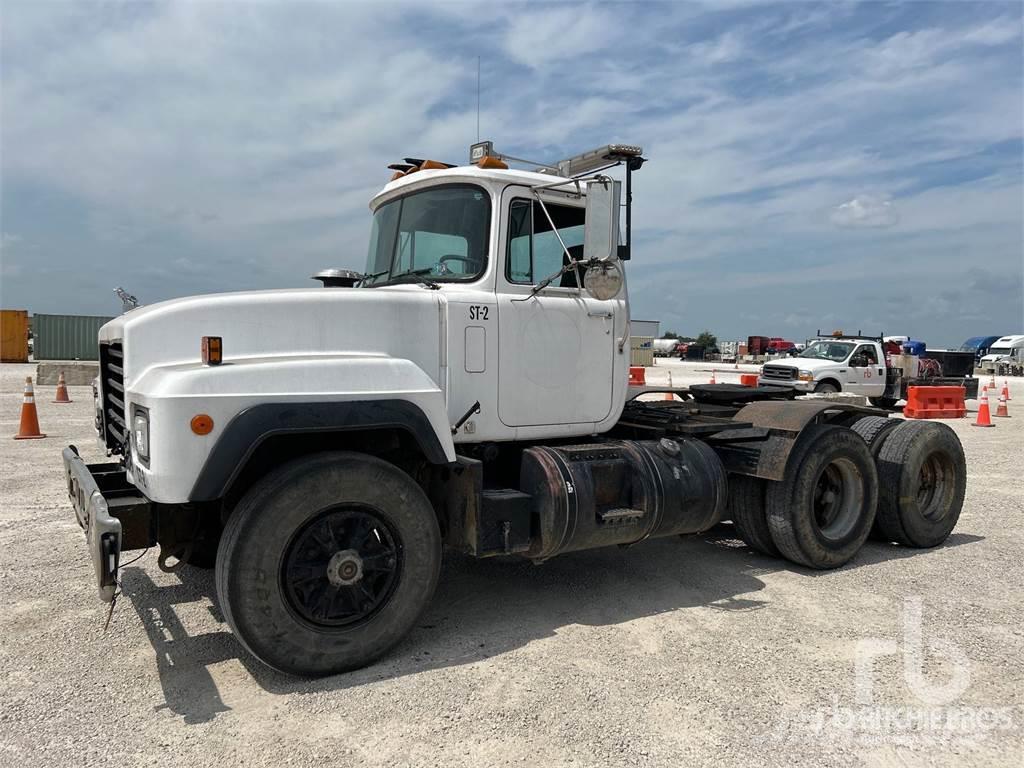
[874,421,966,547]
[869,397,898,409]
[850,416,902,542]
[216,451,442,677]
[766,425,878,569]
[850,416,900,456]
[727,475,778,556]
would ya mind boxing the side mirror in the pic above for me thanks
[583,259,623,300]
[850,354,867,367]
[583,178,621,263]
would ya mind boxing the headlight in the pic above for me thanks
[798,370,814,381]
[132,408,150,461]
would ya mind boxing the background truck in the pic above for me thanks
[652,337,678,357]
[62,141,968,677]
[960,335,1003,363]
[758,332,980,407]
[978,335,1024,372]
[765,338,797,355]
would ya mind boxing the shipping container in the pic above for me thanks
[630,336,654,367]
[747,335,770,356]
[0,309,30,362]
[32,314,114,361]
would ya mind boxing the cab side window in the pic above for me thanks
[507,199,586,286]
[852,344,878,365]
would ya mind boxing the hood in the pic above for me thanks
[100,286,445,388]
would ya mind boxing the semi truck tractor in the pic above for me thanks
[62,141,968,676]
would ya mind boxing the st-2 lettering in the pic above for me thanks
[469,305,489,321]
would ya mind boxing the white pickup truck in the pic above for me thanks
[758,336,980,408]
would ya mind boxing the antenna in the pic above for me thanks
[476,56,481,142]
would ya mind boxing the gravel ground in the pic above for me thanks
[1,361,1021,767]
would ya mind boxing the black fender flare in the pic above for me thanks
[189,400,451,502]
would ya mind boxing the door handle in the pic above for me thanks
[587,310,613,318]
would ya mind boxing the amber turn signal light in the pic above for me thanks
[190,414,214,435]
[201,336,222,365]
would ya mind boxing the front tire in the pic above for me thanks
[814,381,839,394]
[216,451,442,677]
[766,425,878,569]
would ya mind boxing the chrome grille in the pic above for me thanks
[762,365,797,381]
[99,342,126,452]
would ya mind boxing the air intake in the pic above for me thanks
[312,269,362,288]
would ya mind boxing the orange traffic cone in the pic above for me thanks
[1003,380,1012,401]
[13,377,46,439]
[995,390,1010,418]
[988,372,996,390]
[972,386,994,428]
[709,369,717,384]
[53,371,72,404]
[664,371,675,401]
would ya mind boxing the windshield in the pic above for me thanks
[798,340,854,362]
[988,347,1012,355]
[364,184,490,286]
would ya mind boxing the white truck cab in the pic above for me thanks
[61,142,969,677]
[979,335,1024,366]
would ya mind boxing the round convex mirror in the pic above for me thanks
[583,259,624,300]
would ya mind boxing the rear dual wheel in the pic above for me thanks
[873,421,966,547]
[727,475,777,557]
[730,425,878,568]
[766,425,878,569]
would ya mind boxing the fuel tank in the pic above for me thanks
[520,438,728,560]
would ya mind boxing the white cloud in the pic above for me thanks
[0,232,22,249]
[830,195,900,229]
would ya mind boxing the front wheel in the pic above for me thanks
[216,452,442,677]
[814,381,840,394]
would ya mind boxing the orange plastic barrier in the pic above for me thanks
[628,366,646,387]
[740,374,759,387]
[904,385,966,420]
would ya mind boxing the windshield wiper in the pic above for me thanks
[364,267,441,289]
[378,270,441,290]
[361,269,388,281]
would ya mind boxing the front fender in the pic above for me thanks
[126,354,455,503]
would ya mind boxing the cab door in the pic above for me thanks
[846,344,882,394]
[496,189,618,428]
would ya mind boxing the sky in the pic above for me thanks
[1,1,1022,347]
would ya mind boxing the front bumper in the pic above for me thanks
[63,446,152,603]
[756,378,814,392]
